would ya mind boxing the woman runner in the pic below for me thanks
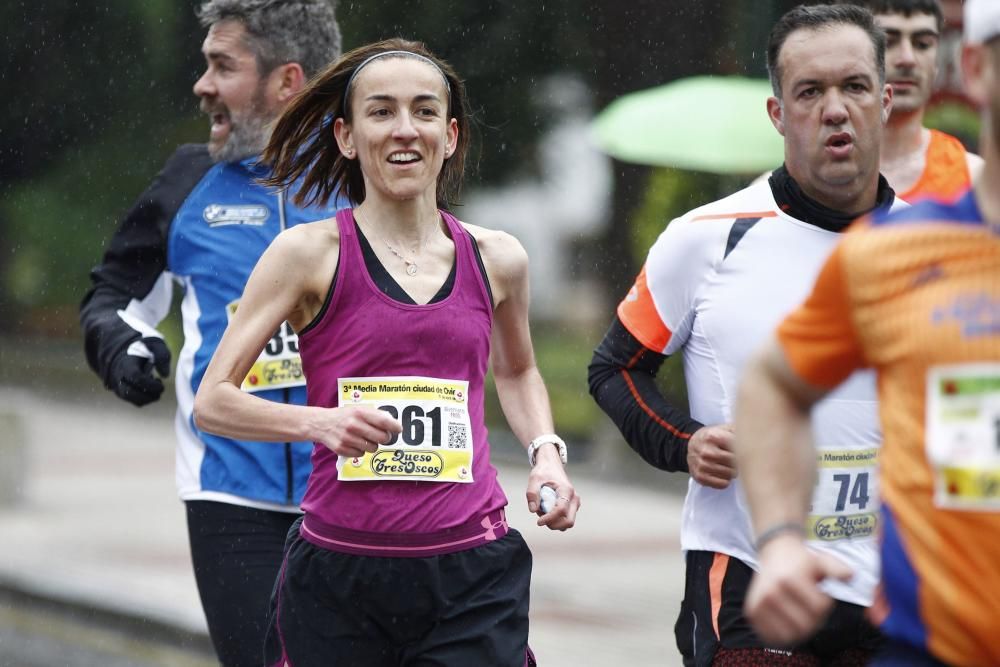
[193,38,580,666]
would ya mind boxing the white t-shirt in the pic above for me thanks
[618,179,902,606]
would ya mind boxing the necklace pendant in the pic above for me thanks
[406,263,418,276]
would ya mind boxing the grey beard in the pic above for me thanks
[209,111,274,163]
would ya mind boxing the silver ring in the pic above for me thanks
[558,496,569,502]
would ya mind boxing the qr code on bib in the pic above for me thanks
[448,423,468,448]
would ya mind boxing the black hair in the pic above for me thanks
[843,0,943,32]
[767,4,887,97]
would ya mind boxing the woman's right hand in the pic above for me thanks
[315,406,402,457]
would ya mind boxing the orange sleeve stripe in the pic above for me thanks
[621,371,693,440]
[625,347,646,369]
[617,264,672,352]
[709,553,729,640]
[690,211,778,222]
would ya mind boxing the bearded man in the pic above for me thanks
[80,2,341,665]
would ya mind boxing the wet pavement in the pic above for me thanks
[0,384,686,666]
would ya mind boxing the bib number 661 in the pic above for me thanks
[378,405,442,447]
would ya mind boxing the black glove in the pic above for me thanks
[106,336,172,407]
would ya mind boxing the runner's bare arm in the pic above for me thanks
[193,224,400,456]
[469,228,553,446]
[734,340,850,644]
[735,341,825,546]
[471,225,579,530]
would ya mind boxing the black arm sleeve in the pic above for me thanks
[79,144,213,386]
[587,316,703,472]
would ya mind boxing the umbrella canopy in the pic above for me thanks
[590,76,785,175]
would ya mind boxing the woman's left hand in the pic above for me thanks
[526,445,580,531]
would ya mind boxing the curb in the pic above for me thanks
[0,574,213,657]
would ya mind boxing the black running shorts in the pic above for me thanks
[266,519,534,667]
[675,550,883,666]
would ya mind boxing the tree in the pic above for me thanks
[1,0,202,334]
[2,0,804,335]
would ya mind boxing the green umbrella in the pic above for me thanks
[590,76,785,174]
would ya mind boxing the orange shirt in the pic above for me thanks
[776,192,1000,666]
[899,129,973,203]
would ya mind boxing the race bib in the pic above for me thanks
[926,364,1000,510]
[227,300,305,393]
[337,376,474,483]
[806,447,879,541]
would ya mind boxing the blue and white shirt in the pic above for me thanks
[82,144,336,510]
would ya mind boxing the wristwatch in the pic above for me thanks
[527,434,568,466]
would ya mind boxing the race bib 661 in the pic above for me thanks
[336,376,474,483]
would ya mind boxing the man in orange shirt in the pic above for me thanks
[850,0,983,201]
[734,1,1000,664]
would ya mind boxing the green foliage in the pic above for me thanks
[482,324,604,440]
[480,323,691,443]
[1,0,200,182]
[623,167,756,410]
[1,0,203,331]
[925,100,982,150]
[532,325,604,438]
[628,168,722,265]
[3,117,202,314]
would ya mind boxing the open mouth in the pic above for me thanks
[826,133,852,149]
[388,151,421,165]
[202,107,230,140]
[825,132,854,158]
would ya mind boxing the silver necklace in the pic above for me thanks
[356,208,419,276]
[383,239,419,276]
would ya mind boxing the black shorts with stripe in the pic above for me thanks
[266,517,535,667]
[675,550,883,667]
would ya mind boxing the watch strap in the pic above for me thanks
[528,434,567,466]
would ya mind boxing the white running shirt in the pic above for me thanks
[618,180,903,605]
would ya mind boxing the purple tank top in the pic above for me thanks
[296,208,508,552]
